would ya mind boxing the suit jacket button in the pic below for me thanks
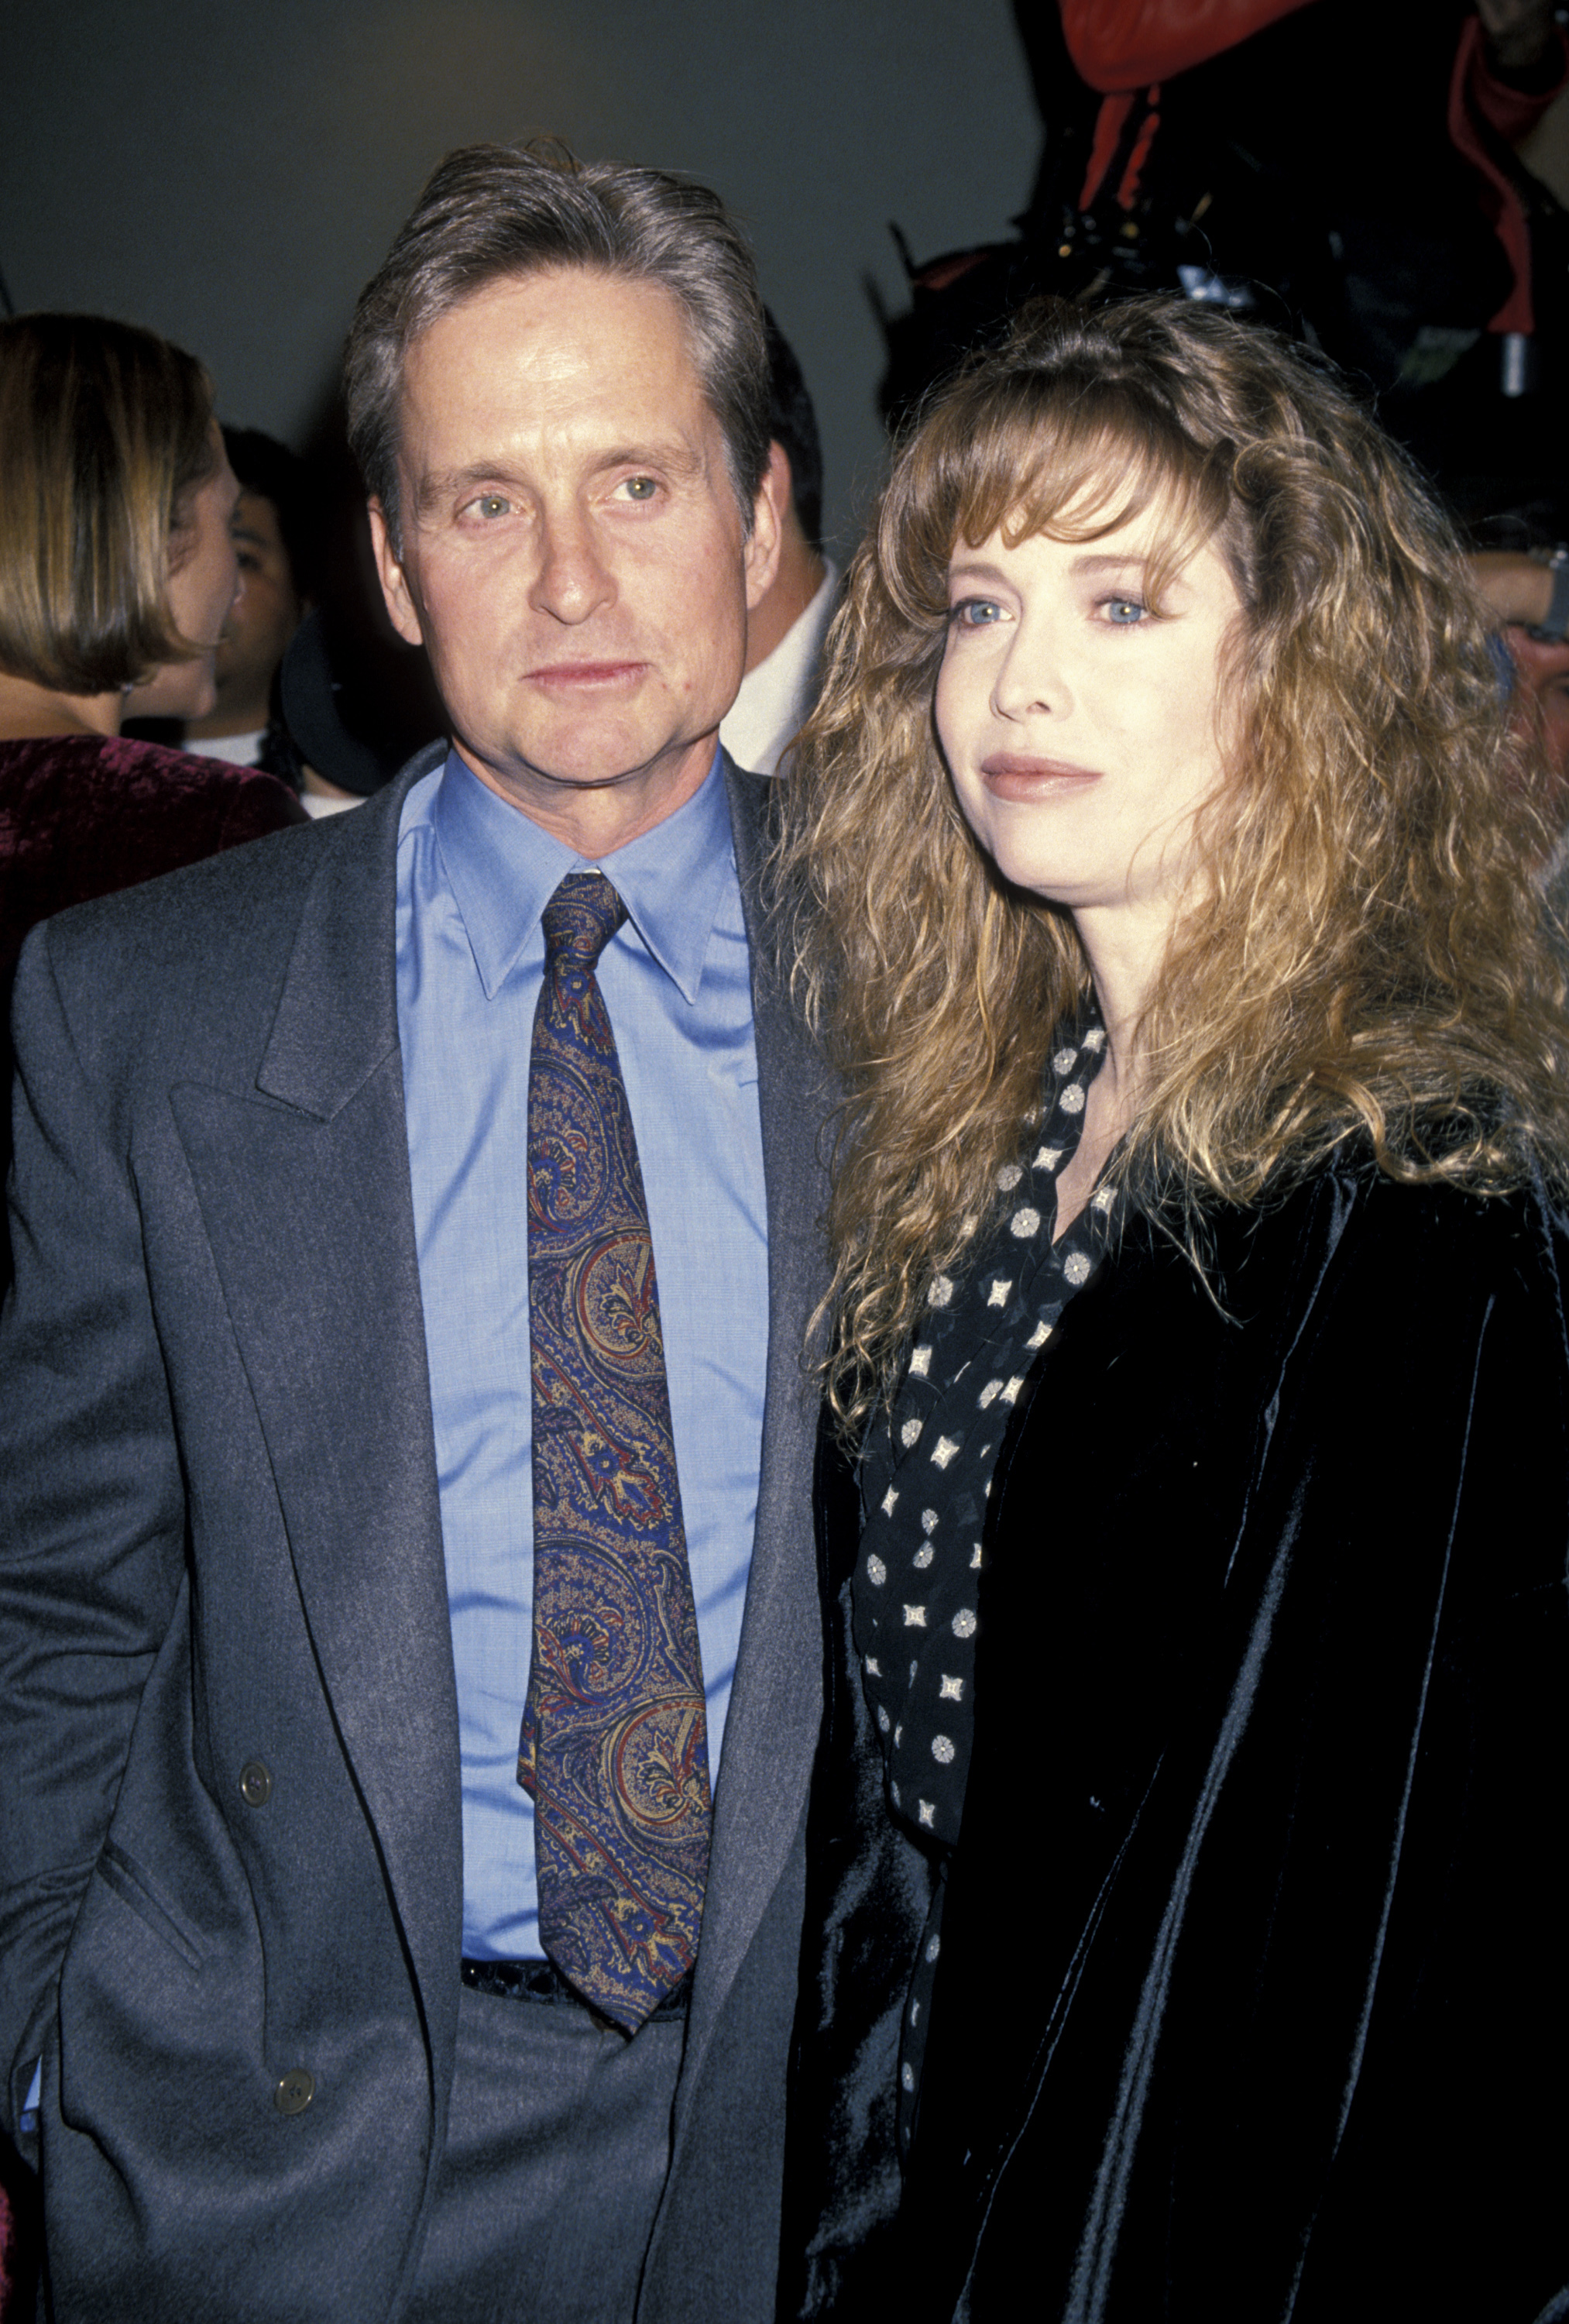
[240,1760,272,1807]
[274,2068,314,2116]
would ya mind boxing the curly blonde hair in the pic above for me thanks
[772,296,1569,1428]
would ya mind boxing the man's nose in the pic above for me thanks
[530,506,614,625]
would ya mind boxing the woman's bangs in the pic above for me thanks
[947,394,1222,596]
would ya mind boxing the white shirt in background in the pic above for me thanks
[720,559,839,777]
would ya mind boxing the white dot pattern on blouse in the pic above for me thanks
[846,1002,1128,2159]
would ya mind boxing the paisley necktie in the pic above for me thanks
[517,871,712,2031]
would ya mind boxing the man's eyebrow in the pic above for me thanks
[596,438,708,482]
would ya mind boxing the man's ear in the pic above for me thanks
[369,500,425,647]
[743,445,787,612]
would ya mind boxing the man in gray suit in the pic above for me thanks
[0,146,827,2322]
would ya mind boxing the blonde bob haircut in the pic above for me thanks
[0,312,220,696]
[774,295,1569,1428]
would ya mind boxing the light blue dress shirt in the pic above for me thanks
[396,746,769,1959]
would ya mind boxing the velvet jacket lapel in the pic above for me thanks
[168,748,463,2077]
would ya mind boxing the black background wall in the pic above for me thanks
[1,0,1040,549]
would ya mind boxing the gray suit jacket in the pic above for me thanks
[0,748,829,2322]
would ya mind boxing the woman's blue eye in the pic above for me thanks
[952,598,1001,627]
[1105,596,1147,624]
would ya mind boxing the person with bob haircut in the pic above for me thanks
[0,315,303,1126]
[771,294,1569,2322]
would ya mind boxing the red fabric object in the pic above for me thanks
[1468,14,1569,140]
[0,733,304,993]
[1078,88,1139,208]
[1118,91,1165,205]
[1059,0,1317,92]
[1447,12,1568,335]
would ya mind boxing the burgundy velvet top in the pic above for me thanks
[0,733,304,994]
[0,733,304,1297]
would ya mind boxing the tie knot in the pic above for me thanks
[541,872,627,971]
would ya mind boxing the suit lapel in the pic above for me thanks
[681,762,831,2052]
[169,750,463,2070]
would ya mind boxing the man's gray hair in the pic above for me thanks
[344,142,771,549]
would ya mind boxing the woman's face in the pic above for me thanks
[936,500,1242,927]
[132,428,242,720]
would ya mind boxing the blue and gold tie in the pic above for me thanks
[517,872,712,2032]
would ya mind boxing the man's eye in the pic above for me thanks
[617,476,659,501]
[464,494,510,520]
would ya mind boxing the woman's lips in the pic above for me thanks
[979,753,1102,799]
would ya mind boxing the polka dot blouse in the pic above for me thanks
[851,1009,1128,2149]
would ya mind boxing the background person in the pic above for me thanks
[0,304,302,2311]
[1470,525,1569,815]
[0,316,304,1235]
[773,294,1569,2322]
[721,315,839,775]
[182,425,313,772]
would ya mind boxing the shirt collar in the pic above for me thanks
[428,742,734,1004]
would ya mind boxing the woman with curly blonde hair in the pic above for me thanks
[774,297,1569,2324]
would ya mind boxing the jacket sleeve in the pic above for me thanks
[0,922,187,2144]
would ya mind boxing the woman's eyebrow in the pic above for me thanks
[1070,551,1153,574]
[946,557,1011,586]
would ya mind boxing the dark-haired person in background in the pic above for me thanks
[183,425,312,774]
[0,146,827,2324]
[721,315,839,775]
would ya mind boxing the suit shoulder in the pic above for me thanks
[36,779,405,989]
[18,787,403,1094]
[41,813,319,961]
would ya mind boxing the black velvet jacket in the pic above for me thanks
[780,1163,1569,2322]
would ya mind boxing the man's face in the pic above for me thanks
[371,266,778,834]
